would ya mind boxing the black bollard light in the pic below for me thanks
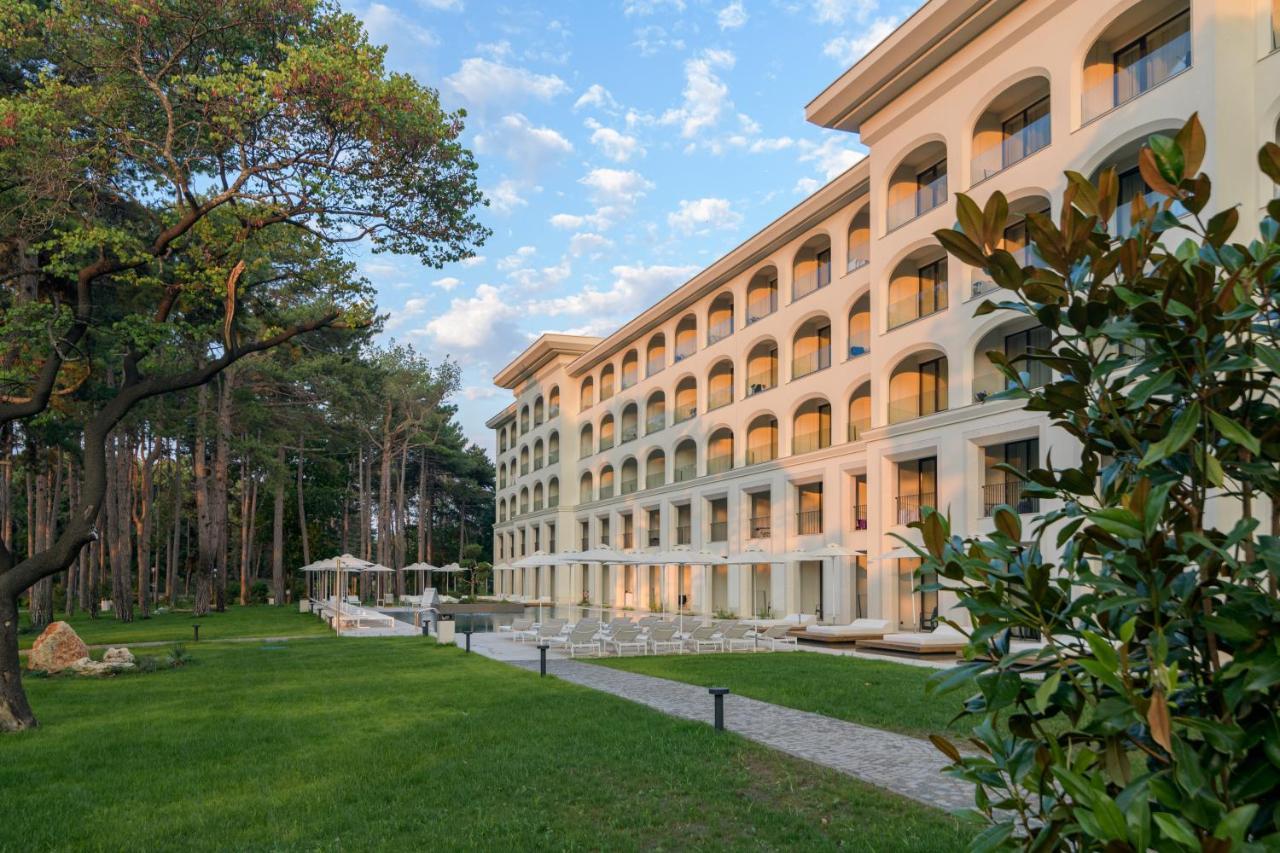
[709,687,729,731]
[192,623,200,642]
[537,643,549,677]
[464,630,473,653]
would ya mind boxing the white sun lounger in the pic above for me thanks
[857,623,968,654]
[605,626,647,656]
[757,624,799,650]
[646,623,683,654]
[801,618,892,643]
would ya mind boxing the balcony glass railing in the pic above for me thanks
[532,499,543,511]
[646,473,666,489]
[620,477,637,495]
[749,515,771,539]
[621,371,637,390]
[848,418,870,442]
[747,293,777,323]
[599,435,615,451]
[520,463,529,475]
[533,458,543,471]
[846,246,870,273]
[895,492,937,526]
[1110,190,1186,236]
[645,414,665,434]
[647,358,664,376]
[982,481,1039,516]
[746,368,776,396]
[548,405,559,418]
[796,510,823,536]
[579,397,593,411]
[707,387,733,410]
[792,264,832,301]
[887,282,948,329]
[706,455,732,475]
[547,451,559,464]
[746,443,776,465]
[887,174,947,230]
[792,347,831,379]
[598,484,614,500]
[674,403,696,423]
[792,430,829,455]
[707,318,734,345]
[971,113,1051,182]
[709,521,728,542]
[674,342,695,361]
[673,463,696,482]
[1082,31,1191,122]
[548,495,559,508]
[620,425,637,443]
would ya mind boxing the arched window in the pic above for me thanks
[746,339,778,396]
[792,315,832,379]
[847,294,870,358]
[520,446,530,475]
[646,334,666,376]
[599,464,616,500]
[620,458,639,494]
[746,415,778,465]
[848,382,871,441]
[580,377,594,411]
[645,390,666,434]
[579,424,594,459]
[548,477,560,508]
[533,396,545,426]
[548,431,560,464]
[889,351,949,424]
[746,267,778,323]
[674,314,698,361]
[887,247,948,329]
[599,413,616,451]
[887,140,947,230]
[579,471,594,503]
[1082,3,1190,123]
[707,292,734,345]
[533,438,544,470]
[519,487,530,514]
[707,428,734,474]
[674,376,697,423]
[673,439,697,482]
[620,403,639,443]
[974,320,1051,400]
[645,449,667,489]
[846,207,870,272]
[499,430,508,453]
[792,235,832,301]
[971,76,1051,182]
[621,349,639,389]
[519,406,530,434]
[533,481,544,511]
[548,386,561,417]
[707,360,734,410]
[599,364,616,401]
[792,398,832,454]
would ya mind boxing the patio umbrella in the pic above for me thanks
[316,554,375,636]
[434,562,466,595]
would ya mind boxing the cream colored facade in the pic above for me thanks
[488,0,1280,629]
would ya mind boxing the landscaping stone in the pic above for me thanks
[27,622,89,673]
[102,647,135,666]
[69,653,135,676]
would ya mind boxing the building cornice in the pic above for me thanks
[491,333,602,392]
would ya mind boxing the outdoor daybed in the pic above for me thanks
[856,623,968,655]
[799,618,891,643]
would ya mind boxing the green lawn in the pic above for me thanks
[2,638,973,851]
[18,605,329,649]
[593,652,969,739]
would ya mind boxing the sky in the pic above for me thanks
[341,0,921,449]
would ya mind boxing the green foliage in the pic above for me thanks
[921,115,1280,850]
[166,644,190,668]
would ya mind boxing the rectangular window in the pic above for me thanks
[1000,96,1050,168]
[1004,326,1052,389]
[896,457,938,525]
[916,159,947,216]
[919,357,947,416]
[815,248,832,289]
[983,439,1040,516]
[918,259,947,319]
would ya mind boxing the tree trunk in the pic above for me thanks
[133,434,158,619]
[107,432,134,623]
[28,458,54,630]
[238,449,251,605]
[0,593,35,731]
[192,385,214,616]
[273,446,285,605]
[166,446,180,606]
[295,448,309,567]
[212,372,233,611]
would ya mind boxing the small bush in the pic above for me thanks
[166,645,190,668]
[136,656,160,674]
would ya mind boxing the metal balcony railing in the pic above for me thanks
[982,481,1039,516]
[749,515,771,539]
[708,521,728,542]
[854,504,868,530]
[675,524,692,545]
[895,492,937,526]
[796,510,823,535]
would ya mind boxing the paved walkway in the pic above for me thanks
[467,632,971,811]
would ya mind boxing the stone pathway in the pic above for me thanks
[466,632,971,811]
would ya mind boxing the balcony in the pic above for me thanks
[549,495,559,508]
[749,515,771,539]
[747,293,777,323]
[982,481,1039,516]
[791,348,831,380]
[846,246,869,274]
[599,435,615,451]
[621,372,637,390]
[1111,190,1186,237]
[645,414,665,434]
[520,463,529,476]
[709,521,728,542]
[620,426,637,444]
[548,405,559,418]
[580,536,589,551]
[532,499,543,511]
[706,455,732,475]
[548,451,559,465]
[887,282,947,329]
[647,531,661,548]
[792,266,829,301]
[796,510,823,536]
[707,388,732,411]
[674,404,696,424]
[792,430,827,454]
[619,532,634,549]
[620,477,638,495]
[971,113,1050,183]
[599,484,615,500]
[746,444,776,465]
[1082,29,1191,123]
[746,368,775,396]
[887,174,947,231]
[675,524,691,545]
[533,458,543,471]
[673,463,696,482]
[707,318,733,345]
[646,359,663,377]
[895,492,937,526]
[646,473,665,490]
[848,419,870,442]
[853,504,868,531]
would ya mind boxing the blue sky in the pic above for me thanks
[341,0,919,446]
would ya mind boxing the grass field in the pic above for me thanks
[593,651,970,739]
[1,636,973,851]
[18,605,329,649]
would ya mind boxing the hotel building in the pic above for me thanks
[487,0,1280,629]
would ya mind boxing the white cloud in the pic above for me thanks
[462,386,499,401]
[624,0,686,15]
[419,0,463,9]
[580,168,653,205]
[574,84,620,112]
[794,176,821,195]
[568,232,614,256]
[660,49,735,139]
[587,123,644,163]
[631,24,685,56]
[360,3,438,49]
[531,264,697,317]
[475,113,573,173]
[717,1,747,29]
[823,16,898,65]
[798,135,867,180]
[549,213,586,230]
[485,178,530,215]
[460,255,486,268]
[385,296,432,333]
[748,136,795,152]
[497,245,537,271]
[432,276,462,291]
[667,197,742,234]
[424,285,519,350]
[444,58,569,110]
[812,0,875,25]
